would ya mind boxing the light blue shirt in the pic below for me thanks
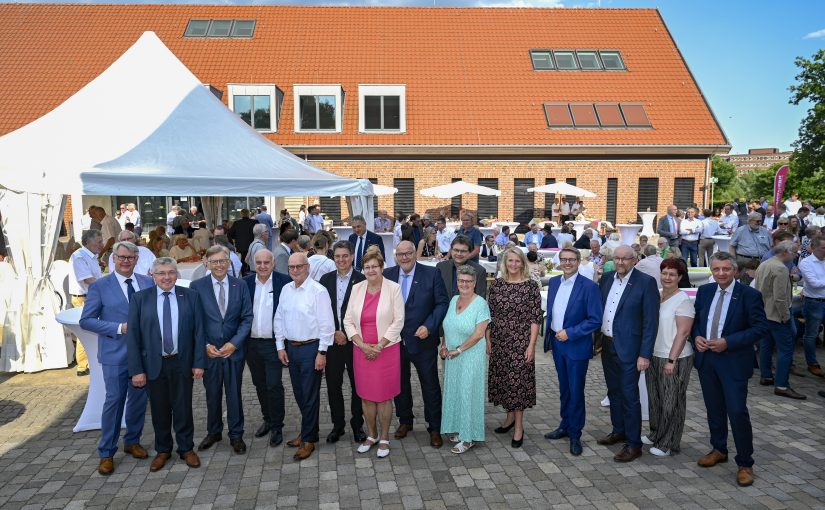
[156,286,179,355]
[399,265,416,302]
[524,231,544,246]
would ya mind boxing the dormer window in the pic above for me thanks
[359,85,406,133]
[294,85,344,133]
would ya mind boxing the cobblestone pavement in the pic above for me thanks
[0,348,824,510]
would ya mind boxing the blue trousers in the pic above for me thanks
[697,355,754,467]
[99,363,148,458]
[802,298,825,366]
[287,343,322,443]
[394,343,442,433]
[552,349,588,441]
[204,356,245,439]
[246,338,285,432]
[601,340,642,448]
[680,241,699,267]
[759,320,794,388]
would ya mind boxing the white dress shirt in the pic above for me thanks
[155,286,179,354]
[705,283,735,339]
[551,273,578,332]
[69,247,102,295]
[602,268,634,336]
[436,228,456,253]
[784,199,802,216]
[720,213,739,232]
[701,217,719,238]
[679,218,703,241]
[799,254,825,298]
[251,275,274,338]
[273,278,335,351]
[211,274,230,313]
[100,215,122,244]
[556,233,574,247]
[335,268,353,327]
[309,254,336,281]
[115,271,143,334]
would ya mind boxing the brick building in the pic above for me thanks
[0,4,729,231]
[719,148,792,174]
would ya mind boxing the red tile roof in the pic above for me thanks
[0,4,729,150]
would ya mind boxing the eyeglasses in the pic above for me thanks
[114,255,136,262]
[451,248,469,254]
[208,258,230,265]
[457,279,475,285]
[613,257,636,262]
[363,265,382,271]
[396,251,415,258]
[558,258,578,263]
[778,222,789,225]
[288,264,308,270]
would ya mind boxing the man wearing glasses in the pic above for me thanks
[191,245,253,455]
[80,241,153,475]
[437,236,486,298]
[542,248,603,456]
[387,241,449,447]
[274,252,335,461]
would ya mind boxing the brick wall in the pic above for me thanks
[311,159,706,223]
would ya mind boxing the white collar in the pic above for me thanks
[211,275,228,286]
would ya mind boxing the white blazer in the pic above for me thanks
[344,277,405,345]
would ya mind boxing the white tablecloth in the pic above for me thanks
[332,226,353,241]
[177,262,203,280]
[378,232,396,268]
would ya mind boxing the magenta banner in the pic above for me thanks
[773,164,789,211]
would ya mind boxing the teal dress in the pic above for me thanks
[441,295,491,442]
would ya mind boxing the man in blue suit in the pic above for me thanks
[349,215,385,271]
[597,245,659,462]
[190,245,254,454]
[691,252,768,487]
[80,241,153,475]
[126,257,205,472]
[543,248,603,456]
[243,249,292,447]
[255,205,275,250]
[385,241,449,447]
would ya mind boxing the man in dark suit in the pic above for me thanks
[597,245,659,463]
[127,257,204,472]
[273,229,299,275]
[436,235,486,298]
[540,225,559,249]
[657,204,681,250]
[243,249,292,448]
[348,215,385,271]
[573,229,593,250]
[228,208,258,274]
[543,248,603,456]
[190,245,254,454]
[386,241,449,447]
[80,241,153,475]
[692,252,768,487]
[320,240,367,443]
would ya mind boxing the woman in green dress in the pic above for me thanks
[440,265,491,454]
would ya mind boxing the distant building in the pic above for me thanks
[720,148,792,174]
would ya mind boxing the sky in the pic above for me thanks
[16,0,825,154]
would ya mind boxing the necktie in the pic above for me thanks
[162,292,174,355]
[356,236,364,270]
[709,288,726,339]
[401,274,410,302]
[218,281,226,318]
[125,278,136,301]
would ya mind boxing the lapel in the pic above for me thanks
[405,264,422,304]
[108,274,129,307]
[614,270,637,316]
[149,289,162,341]
[547,277,560,320]
[564,276,583,319]
[175,286,187,339]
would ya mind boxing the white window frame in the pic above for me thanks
[358,85,406,133]
[293,84,343,133]
[227,84,278,133]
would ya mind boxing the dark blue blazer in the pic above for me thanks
[190,275,254,361]
[80,272,154,365]
[243,272,292,338]
[349,230,385,260]
[544,274,603,360]
[691,281,768,380]
[540,235,559,249]
[126,285,204,380]
[383,263,448,354]
[598,269,659,362]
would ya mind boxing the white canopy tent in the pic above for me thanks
[419,180,501,199]
[527,182,596,198]
[0,32,375,372]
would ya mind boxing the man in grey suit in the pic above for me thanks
[273,229,299,275]
[436,235,487,298]
[657,204,681,250]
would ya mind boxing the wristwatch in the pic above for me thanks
[317,350,327,356]
[667,358,675,364]
[456,346,463,354]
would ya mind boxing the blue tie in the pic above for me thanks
[125,278,136,301]
[401,274,410,302]
[162,292,174,355]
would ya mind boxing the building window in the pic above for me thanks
[184,19,256,38]
[673,178,695,212]
[531,49,626,71]
[620,103,652,127]
[599,51,625,70]
[477,178,499,221]
[565,178,578,205]
[451,178,462,219]
[594,103,625,127]
[319,196,342,223]
[223,197,265,222]
[530,50,554,70]
[294,85,343,133]
[228,85,280,133]
[394,178,415,217]
[637,178,659,225]
[544,178,556,218]
[606,178,618,225]
[545,102,652,129]
[569,104,599,127]
[544,103,574,128]
[576,51,602,70]
[554,51,578,70]
[359,85,406,133]
[368,178,379,213]
[513,178,535,233]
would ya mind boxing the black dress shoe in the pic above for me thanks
[353,428,367,443]
[230,438,247,454]
[494,421,515,434]
[76,369,90,377]
[198,434,222,451]
[818,390,825,399]
[511,432,524,448]
[759,378,774,386]
[544,428,569,440]
[326,429,344,443]
[774,387,806,399]
[570,439,583,456]
[269,429,283,447]
[254,423,271,438]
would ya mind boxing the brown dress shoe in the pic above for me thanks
[737,466,754,486]
[98,457,114,476]
[180,450,201,468]
[596,432,627,446]
[286,435,303,448]
[697,449,728,467]
[430,431,443,448]
[774,387,807,400]
[150,452,171,472]
[394,423,413,439]
[613,446,642,463]
[293,442,315,461]
[123,444,148,459]
[808,364,824,377]
[790,365,806,377]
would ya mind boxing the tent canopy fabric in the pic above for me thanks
[419,180,501,199]
[0,31,372,198]
[527,182,596,198]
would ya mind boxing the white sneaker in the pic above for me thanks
[649,447,672,457]
[641,435,654,445]
[600,396,610,407]
[376,440,390,458]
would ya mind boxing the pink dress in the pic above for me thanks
[353,290,401,402]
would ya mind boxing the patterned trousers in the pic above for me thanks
[645,354,693,452]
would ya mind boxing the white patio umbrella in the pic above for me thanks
[419,180,501,199]
[373,184,398,196]
[527,181,596,198]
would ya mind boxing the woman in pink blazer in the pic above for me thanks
[344,246,405,458]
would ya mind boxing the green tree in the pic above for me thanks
[740,163,781,201]
[711,155,744,205]
[788,48,825,201]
